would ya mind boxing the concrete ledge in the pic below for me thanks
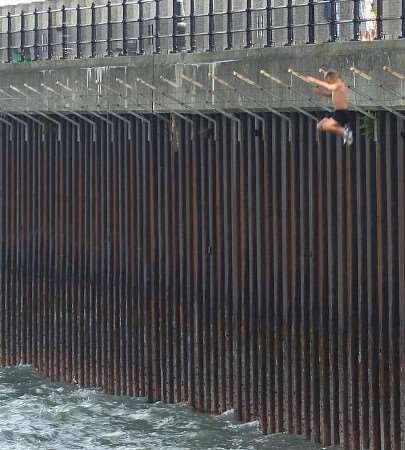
[0,39,405,112]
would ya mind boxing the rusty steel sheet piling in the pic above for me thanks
[0,110,404,450]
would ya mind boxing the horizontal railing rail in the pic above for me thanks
[0,0,403,62]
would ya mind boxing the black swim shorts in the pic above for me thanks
[327,109,350,127]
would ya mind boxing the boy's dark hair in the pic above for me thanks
[325,69,339,79]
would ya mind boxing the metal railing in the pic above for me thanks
[0,0,404,63]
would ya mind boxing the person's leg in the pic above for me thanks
[316,118,329,133]
[318,118,345,137]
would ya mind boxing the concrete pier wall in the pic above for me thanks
[0,40,404,113]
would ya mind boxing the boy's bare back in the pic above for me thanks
[331,80,349,110]
[306,75,348,110]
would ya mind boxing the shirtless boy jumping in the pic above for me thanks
[305,69,353,146]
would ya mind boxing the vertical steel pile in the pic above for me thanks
[0,110,404,450]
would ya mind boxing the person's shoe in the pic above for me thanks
[344,126,353,147]
[343,129,348,145]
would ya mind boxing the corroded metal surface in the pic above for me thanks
[0,110,404,450]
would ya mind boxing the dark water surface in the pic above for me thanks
[0,366,336,450]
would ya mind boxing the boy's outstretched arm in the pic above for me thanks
[305,76,337,91]
[313,87,332,97]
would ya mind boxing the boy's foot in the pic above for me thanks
[343,126,353,146]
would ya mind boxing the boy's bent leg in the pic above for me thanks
[317,118,329,132]
[321,118,345,137]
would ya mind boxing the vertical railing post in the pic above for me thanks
[226,0,233,50]
[308,0,315,44]
[20,10,25,58]
[154,0,160,53]
[177,0,186,50]
[34,8,40,60]
[48,6,53,59]
[208,0,214,51]
[122,0,128,55]
[353,0,360,41]
[172,0,178,53]
[106,0,113,56]
[246,0,253,48]
[265,0,273,47]
[7,12,12,63]
[190,0,196,52]
[138,0,144,54]
[76,4,82,58]
[286,0,294,45]
[91,2,96,57]
[376,0,383,39]
[62,5,68,59]
[401,0,405,38]
[329,0,337,42]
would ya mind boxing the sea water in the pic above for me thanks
[0,366,335,450]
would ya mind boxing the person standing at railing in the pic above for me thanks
[359,0,376,41]
[323,0,341,39]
